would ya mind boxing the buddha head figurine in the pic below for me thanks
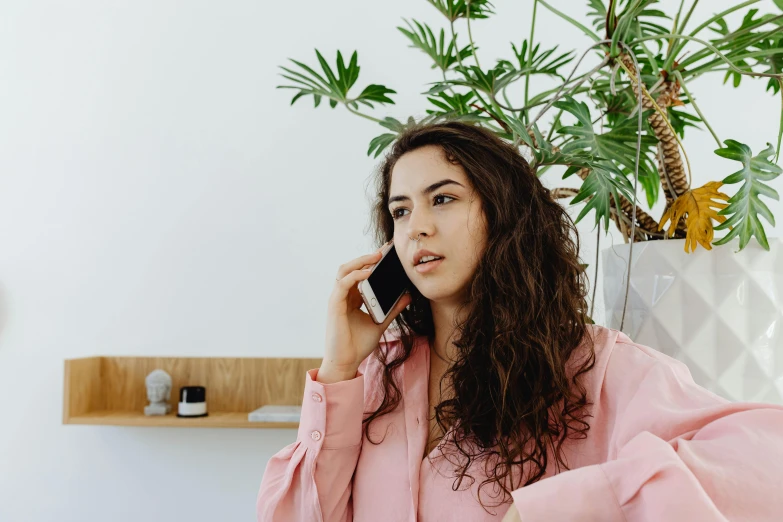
[145,369,172,405]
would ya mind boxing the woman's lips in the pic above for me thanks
[415,257,444,274]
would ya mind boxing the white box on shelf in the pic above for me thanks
[248,405,302,423]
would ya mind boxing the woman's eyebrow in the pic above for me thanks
[388,179,465,205]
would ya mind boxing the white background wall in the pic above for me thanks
[0,1,779,521]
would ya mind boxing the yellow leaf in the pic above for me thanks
[658,181,731,253]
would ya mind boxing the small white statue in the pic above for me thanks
[144,369,172,416]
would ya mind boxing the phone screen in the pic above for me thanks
[368,244,411,315]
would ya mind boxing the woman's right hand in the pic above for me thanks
[320,242,412,383]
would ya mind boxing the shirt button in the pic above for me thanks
[311,430,322,441]
[311,392,322,402]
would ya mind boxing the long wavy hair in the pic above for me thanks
[362,119,597,514]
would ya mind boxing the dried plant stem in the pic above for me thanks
[618,56,692,203]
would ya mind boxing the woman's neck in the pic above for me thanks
[430,300,464,365]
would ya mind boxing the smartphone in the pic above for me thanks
[358,240,412,325]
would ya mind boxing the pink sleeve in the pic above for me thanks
[510,338,783,521]
[256,360,368,522]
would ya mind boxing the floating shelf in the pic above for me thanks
[63,355,322,428]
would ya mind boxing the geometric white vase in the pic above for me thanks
[602,237,783,405]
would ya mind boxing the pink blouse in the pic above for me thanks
[256,324,783,521]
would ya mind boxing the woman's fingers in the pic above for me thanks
[331,266,373,304]
[335,249,383,282]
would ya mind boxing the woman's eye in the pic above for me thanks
[391,194,454,220]
[391,208,406,219]
[433,194,454,205]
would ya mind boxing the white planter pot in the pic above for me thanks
[602,237,783,404]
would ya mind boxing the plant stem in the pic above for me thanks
[466,0,480,70]
[671,70,722,147]
[635,22,659,77]
[449,21,494,118]
[679,0,700,32]
[615,42,644,332]
[535,164,553,177]
[441,70,459,99]
[777,79,783,164]
[657,145,679,200]
[670,0,687,54]
[666,0,761,69]
[607,0,618,38]
[677,14,783,70]
[546,108,564,142]
[538,0,600,42]
[501,87,518,120]
[524,0,539,124]
[686,0,759,38]
[504,73,590,109]
[667,0,695,62]
[526,40,613,134]
[618,58,693,188]
[632,33,783,81]
[684,48,783,79]
[345,105,383,123]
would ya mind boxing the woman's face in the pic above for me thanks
[388,145,487,304]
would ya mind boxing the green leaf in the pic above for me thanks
[504,114,536,149]
[504,117,594,172]
[569,165,636,233]
[616,161,659,208]
[396,18,475,71]
[758,33,783,93]
[551,95,661,228]
[424,90,480,118]
[586,0,607,33]
[354,84,397,108]
[611,0,670,53]
[668,107,702,139]
[534,134,594,172]
[554,96,658,189]
[367,132,398,158]
[426,0,496,22]
[677,9,783,80]
[277,49,397,110]
[366,113,483,158]
[712,140,782,251]
[500,40,575,80]
[451,62,517,97]
[709,18,730,36]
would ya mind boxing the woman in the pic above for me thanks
[256,120,783,521]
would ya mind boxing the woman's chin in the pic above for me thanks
[417,286,459,304]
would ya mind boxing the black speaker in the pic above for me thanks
[177,385,208,418]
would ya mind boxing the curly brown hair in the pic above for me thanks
[362,119,598,514]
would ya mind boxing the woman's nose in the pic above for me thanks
[406,208,433,236]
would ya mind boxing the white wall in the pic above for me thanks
[0,1,779,521]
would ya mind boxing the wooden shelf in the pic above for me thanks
[63,355,322,428]
[66,411,300,429]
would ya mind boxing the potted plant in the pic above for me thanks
[275,0,783,402]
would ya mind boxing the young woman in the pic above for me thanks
[256,121,783,521]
